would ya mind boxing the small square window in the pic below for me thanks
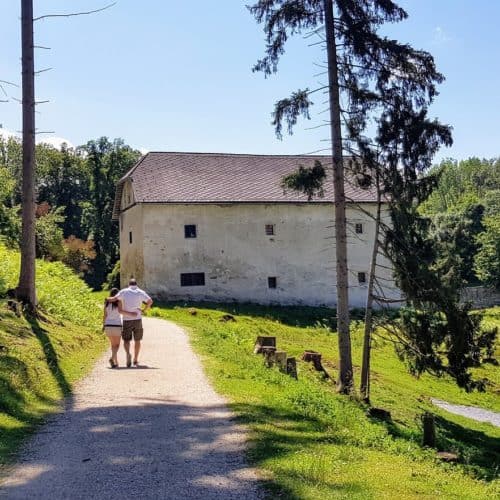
[184,225,197,238]
[129,231,133,244]
[358,272,367,284]
[355,223,363,234]
[268,277,277,289]
[180,272,205,286]
[265,224,275,236]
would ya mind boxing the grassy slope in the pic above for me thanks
[150,303,499,499]
[0,245,106,465]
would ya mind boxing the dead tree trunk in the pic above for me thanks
[17,0,37,310]
[324,0,353,393]
[360,172,382,402]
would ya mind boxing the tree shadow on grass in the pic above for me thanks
[0,355,61,465]
[24,315,71,397]
[435,415,500,481]
[228,402,369,498]
[156,300,339,329]
[366,410,500,481]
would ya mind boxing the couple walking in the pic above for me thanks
[102,278,153,368]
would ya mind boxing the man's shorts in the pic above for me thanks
[122,319,144,341]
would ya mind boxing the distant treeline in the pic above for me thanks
[0,137,141,289]
[420,157,500,289]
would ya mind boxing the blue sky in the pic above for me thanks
[0,0,499,161]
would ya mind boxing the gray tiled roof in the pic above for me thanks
[113,152,377,218]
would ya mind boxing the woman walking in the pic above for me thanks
[103,288,137,368]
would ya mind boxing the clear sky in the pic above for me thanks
[0,0,499,162]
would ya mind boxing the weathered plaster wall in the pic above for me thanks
[120,203,399,307]
[119,203,144,287]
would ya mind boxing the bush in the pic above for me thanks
[105,260,120,290]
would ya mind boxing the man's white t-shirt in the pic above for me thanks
[116,286,151,321]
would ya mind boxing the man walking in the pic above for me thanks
[114,278,153,367]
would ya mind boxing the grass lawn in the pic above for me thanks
[150,302,500,499]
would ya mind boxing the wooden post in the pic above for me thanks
[286,357,298,379]
[422,412,436,448]
[254,336,276,354]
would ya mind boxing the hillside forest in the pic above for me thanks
[0,136,140,289]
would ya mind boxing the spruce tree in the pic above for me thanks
[250,0,450,393]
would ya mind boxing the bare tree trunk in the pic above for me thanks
[324,0,353,393]
[17,0,37,310]
[360,173,382,402]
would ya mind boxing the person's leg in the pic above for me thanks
[133,340,141,365]
[110,336,120,365]
[122,322,133,367]
[133,320,144,365]
[106,335,114,367]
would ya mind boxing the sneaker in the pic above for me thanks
[133,360,139,367]
[126,353,132,368]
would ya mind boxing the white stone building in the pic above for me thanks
[112,152,399,307]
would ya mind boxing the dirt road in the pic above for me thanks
[0,318,261,499]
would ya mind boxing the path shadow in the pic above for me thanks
[0,400,368,499]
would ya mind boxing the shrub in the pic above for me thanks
[61,236,96,275]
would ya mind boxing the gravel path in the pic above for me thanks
[431,398,500,427]
[0,318,262,499]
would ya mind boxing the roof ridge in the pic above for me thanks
[145,151,333,158]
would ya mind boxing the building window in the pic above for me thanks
[180,272,205,287]
[265,224,275,236]
[268,277,277,289]
[355,223,363,234]
[184,224,197,238]
[358,272,367,284]
[129,231,133,244]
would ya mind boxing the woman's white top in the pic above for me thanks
[104,302,122,326]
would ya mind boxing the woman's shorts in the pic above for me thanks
[104,325,122,337]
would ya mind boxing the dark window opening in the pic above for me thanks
[268,277,277,289]
[184,224,197,238]
[180,272,205,287]
[129,231,133,244]
[358,272,367,284]
[355,223,363,234]
[265,224,275,236]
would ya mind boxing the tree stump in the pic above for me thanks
[437,451,459,463]
[254,336,276,354]
[422,412,436,448]
[274,351,287,372]
[286,357,298,379]
[263,348,277,368]
[301,350,330,378]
